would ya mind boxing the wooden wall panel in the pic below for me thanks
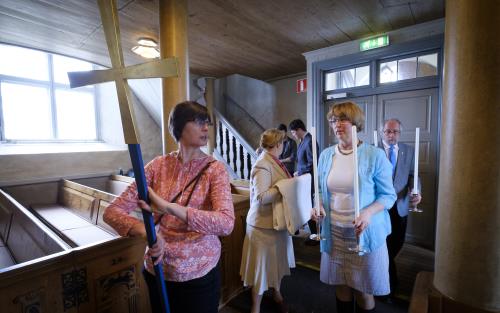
[59,187,96,222]
[219,193,249,304]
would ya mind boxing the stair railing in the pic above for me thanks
[213,110,258,180]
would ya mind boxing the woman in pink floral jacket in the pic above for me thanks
[104,101,234,313]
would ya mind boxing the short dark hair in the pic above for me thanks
[289,119,306,132]
[277,123,287,132]
[168,101,209,141]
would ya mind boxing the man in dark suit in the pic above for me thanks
[289,119,319,245]
[379,118,422,297]
[277,123,297,176]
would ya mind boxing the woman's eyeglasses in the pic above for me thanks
[328,117,350,124]
[191,118,214,127]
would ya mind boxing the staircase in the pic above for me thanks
[213,109,258,180]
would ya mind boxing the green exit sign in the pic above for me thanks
[360,35,389,51]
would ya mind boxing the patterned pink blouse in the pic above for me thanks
[103,152,235,282]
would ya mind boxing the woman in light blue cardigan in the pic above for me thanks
[314,101,396,313]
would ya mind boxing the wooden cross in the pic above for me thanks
[68,1,176,312]
[68,0,177,144]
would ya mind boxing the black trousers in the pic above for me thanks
[307,182,317,234]
[308,219,317,234]
[307,188,318,234]
[142,265,221,313]
[386,204,407,293]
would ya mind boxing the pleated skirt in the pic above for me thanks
[240,225,295,295]
[320,225,390,296]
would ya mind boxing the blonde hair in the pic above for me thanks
[327,101,365,132]
[260,128,286,150]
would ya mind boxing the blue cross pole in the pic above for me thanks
[129,144,170,313]
[66,1,178,311]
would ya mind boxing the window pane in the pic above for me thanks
[325,71,341,91]
[0,44,49,81]
[355,66,370,86]
[417,53,438,77]
[379,61,397,83]
[1,83,52,140]
[397,57,417,80]
[55,89,96,140]
[340,69,355,89]
[53,54,93,85]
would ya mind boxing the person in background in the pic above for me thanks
[314,101,396,313]
[289,118,319,245]
[104,101,235,313]
[277,123,297,176]
[379,118,422,299]
[240,128,294,313]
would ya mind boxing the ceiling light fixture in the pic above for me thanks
[131,37,160,59]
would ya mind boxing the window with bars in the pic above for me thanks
[0,44,98,141]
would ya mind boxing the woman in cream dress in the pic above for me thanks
[240,128,294,313]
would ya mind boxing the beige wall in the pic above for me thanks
[269,73,307,130]
[0,151,131,186]
[212,73,307,149]
[214,74,276,148]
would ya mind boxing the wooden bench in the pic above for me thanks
[0,239,14,268]
[106,174,134,196]
[0,235,150,313]
[0,197,14,268]
[231,179,250,197]
[219,193,250,306]
[0,189,70,270]
[0,174,252,312]
[29,179,119,247]
[0,181,150,313]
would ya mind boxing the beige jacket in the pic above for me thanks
[246,151,289,229]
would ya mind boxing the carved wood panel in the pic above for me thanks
[219,194,249,304]
[59,187,96,223]
[0,236,148,313]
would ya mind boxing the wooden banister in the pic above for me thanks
[214,110,257,180]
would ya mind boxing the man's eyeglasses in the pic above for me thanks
[328,117,350,124]
[191,118,214,127]
[383,129,401,135]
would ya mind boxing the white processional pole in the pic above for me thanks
[348,125,365,254]
[311,126,322,240]
[352,126,360,219]
[410,127,423,213]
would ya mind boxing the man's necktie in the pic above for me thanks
[389,144,396,174]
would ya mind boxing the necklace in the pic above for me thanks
[337,145,353,155]
[337,140,363,155]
